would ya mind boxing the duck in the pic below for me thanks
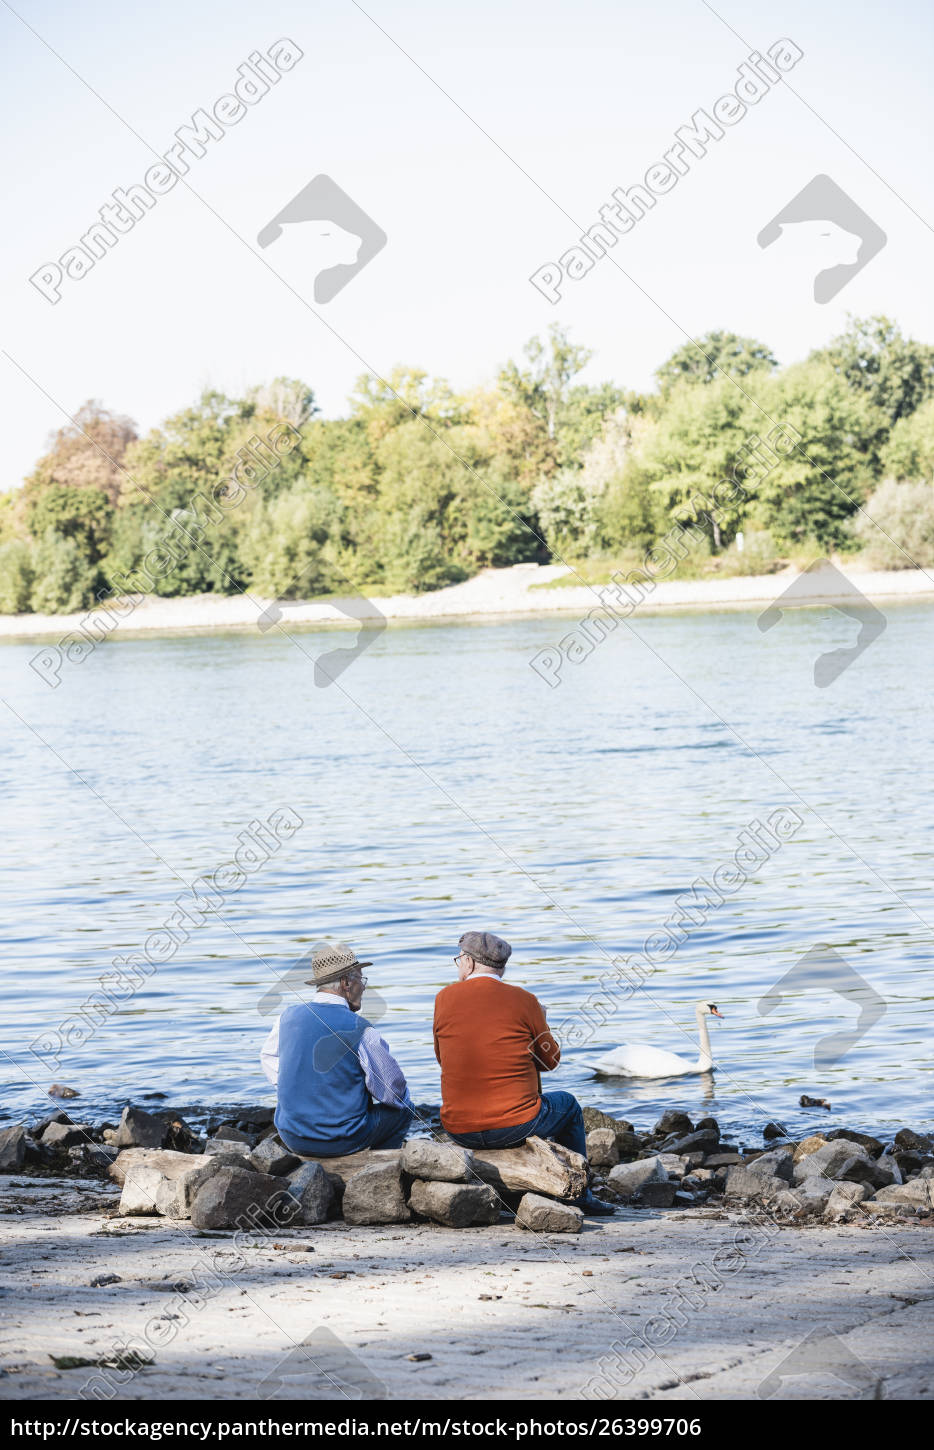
[586,1001,723,1079]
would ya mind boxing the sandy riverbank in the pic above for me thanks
[0,1173,931,1401]
[2,562,934,643]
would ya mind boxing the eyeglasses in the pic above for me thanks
[345,974,368,987]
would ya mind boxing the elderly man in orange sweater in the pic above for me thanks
[433,930,615,1216]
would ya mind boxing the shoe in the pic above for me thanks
[573,1191,617,1217]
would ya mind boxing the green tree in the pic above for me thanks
[25,483,113,564]
[29,530,99,613]
[813,315,934,430]
[879,396,934,482]
[0,539,34,613]
[655,331,777,395]
[499,324,594,447]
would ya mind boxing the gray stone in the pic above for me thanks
[653,1110,693,1138]
[41,1121,91,1150]
[792,1134,829,1163]
[341,1161,410,1225]
[212,1125,255,1145]
[584,1129,619,1169]
[792,1140,866,1184]
[871,1179,934,1211]
[607,1156,667,1200]
[825,1129,886,1157]
[408,1179,500,1227]
[894,1128,933,1154]
[401,1139,474,1183]
[695,1117,720,1134]
[113,1106,165,1150]
[190,1166,286,1230]
[109,1146,200,1188]
[704,1152,743,1168]
[204,1138,252,1158]
[249,1136,301,1177]
[284,1162,334,1225]
[837,1154,895,1190]
[725,1166,787,1201]
[744,1148,793,1183]
[515,1193,583,1233]
[0,1126,25,1172]
[824,1182,871,1220]
[637,1180,677,1208]
[166,1153,250,1218]
[581,1108,634,1142]
[763,1121,788,1140]
[773,1183,830,1216]
[862,1199,917,1218]
[615,1132,643,1158]
[119,1165,171,1215]
[661,1129,720,1155]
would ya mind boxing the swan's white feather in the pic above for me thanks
[588,1044,700,1079]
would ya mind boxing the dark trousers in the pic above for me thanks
[446,1090,587,1159]
[279,1103,414,1158]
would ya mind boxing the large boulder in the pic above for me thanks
[836,1154,895,1190]
[284,1162,334,1225]
[515,1193,583,1233]
[114,1150,237,1216]
[894,1128,933,1155]
[744,1148,793,1183]
[166,1153,250,1218]
[109,1147,198,1188]
[0,1126,26,1172]
[774,1183,830,1217]
[401,1139,473,1183]
[725,1166,787,1201]
[408,1180,499,1227]
[825,1129,885,1157]
[41,1121,91,1150]
[792,1140,865,1184]
[871,1179,934,1212]
[824,1182,871,1220]
[203,1138,252,1159]
[249,1137,301,1177]
[585,1129,619,1169]
[653,1110,693,1138]
[792,1134,829,1163]
[607,1156,666,1201]
[113,1106,167,1150]
[189,1166,287,1230]
[660,1129,719,1155]
[341,1161,410,1225]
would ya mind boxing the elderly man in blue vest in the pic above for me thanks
[260,942,413,1156]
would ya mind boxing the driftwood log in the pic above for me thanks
[468,1137,587,1199]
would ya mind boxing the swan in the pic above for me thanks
[586,1001,723,1079]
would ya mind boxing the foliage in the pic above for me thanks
[854,479,934,569]
[655,331,777,394]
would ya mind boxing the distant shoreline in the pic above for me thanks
[2,560,934,643]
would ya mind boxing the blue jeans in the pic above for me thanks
[279,1103,414,1158]
[446,1090,587,1160]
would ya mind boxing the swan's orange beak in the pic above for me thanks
[710,1006,723,1018]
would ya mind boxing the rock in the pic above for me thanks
[515,1193,583,1233]
[894,1151,926,1178]
[248,1137,301,1177]
[41,1121,91,1150]
[637,1180,677,1208]
[297,1148,401,1191]
[164,1153,250,1218]
[744,1148,793,1183]
[48,1084,80,1099]
[660,1130,719,1155]
[824,1182,871,1220]
[212,1125,256,1145]
[581,1108,634,1140]
[825,1129,886,1157]
[118,1166,172,1215]
[872,1180,934,1211]
[774,1184,830,1217]
[0,1126,26,1172]
[894,1128,933,1155]
[763,1121,788,1140]
[607,1156,667,1200]
[861,1199,916,1218]
[283,1162,334,1225]
[836,1155,895,1190]
[342,1161,410,1225]
[109,1147,200,1188]
[653,1110,693,1138]
[85,1145,119,1170]
[189,1166,287,1230]
[703,1152,743,1168]
[401,1139,474,1183]
[725,1166,787,1201]
[584,1130,619,1169]
[695,1117,720,1134]
[615,1132,643,1158]
[792,1140,866,1184]
[204,1138,252,1158]
[792,1134,828,1163]
[113,1106,165,1150]
[471,1137,587,1200]
[408,1179,500,1227]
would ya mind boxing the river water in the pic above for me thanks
[2,597,932,1144]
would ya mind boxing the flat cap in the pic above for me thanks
[459,930,512,970]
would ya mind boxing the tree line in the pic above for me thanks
[2,315,934,616]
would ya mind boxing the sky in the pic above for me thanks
[1,0,932,488]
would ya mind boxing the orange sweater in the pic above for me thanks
[433,977,561,1133]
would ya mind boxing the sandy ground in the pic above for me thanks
[0,1175,931,1402]
[3,562,934,643]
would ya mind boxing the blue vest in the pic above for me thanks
[274,1000,372,1146]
